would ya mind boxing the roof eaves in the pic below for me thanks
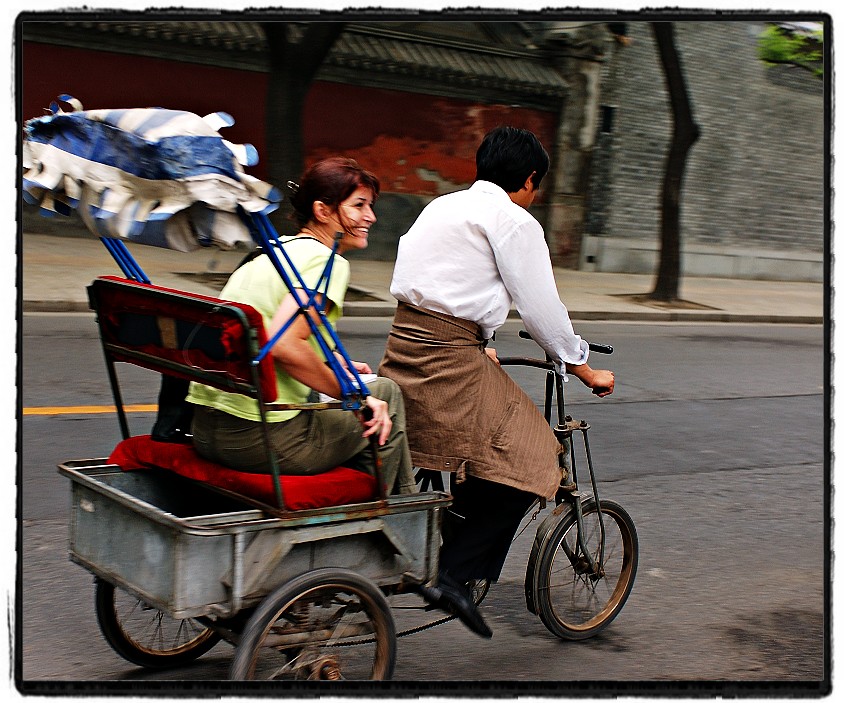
[327,31,568,99]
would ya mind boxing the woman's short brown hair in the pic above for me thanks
[289,157,380,228]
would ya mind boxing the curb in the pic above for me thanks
[21,299,824,324]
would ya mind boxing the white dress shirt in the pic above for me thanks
[390,180,589,370]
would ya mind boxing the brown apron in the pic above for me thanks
[378,302,562,499]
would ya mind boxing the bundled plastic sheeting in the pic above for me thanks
[22,95,281,251]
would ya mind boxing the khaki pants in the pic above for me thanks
[191,377,416,495]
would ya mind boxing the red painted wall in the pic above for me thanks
[305,81,556,194]
[22,41,557,195]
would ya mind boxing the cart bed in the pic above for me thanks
[60,459,449,620]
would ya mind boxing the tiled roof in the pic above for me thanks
[332,29,567,98]
[73,20,265,51]
[28,20,567,101]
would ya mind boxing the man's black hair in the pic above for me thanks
[475,126,550,193]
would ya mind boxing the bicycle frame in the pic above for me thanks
[499,337,612,579]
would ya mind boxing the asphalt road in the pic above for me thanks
[16,315,829,695]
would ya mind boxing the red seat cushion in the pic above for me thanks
[109,435,378,511]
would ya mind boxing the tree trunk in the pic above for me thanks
[262,22,345,232]
[650,22,701,302]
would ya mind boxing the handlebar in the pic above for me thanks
[517,330,613,355]
[499,329,617,425]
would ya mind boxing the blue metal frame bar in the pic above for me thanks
[97,214,369,411]
[100,237,150,283]
[245,212,370,409]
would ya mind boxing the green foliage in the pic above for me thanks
[757,23,824,77]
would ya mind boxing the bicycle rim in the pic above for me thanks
[535,499,637,640]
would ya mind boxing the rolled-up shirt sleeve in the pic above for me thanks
[491,219,589,371]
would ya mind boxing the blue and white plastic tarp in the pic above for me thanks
[22,96,281,251]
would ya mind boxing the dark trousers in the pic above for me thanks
[151,376,193,443]
[438,474,537,582]
[191,378,416,495]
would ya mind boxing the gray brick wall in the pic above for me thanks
[586,20,825,275]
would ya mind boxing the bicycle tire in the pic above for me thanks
[534,499,637,640]
[94,578,222,668]
[230,568,396,681]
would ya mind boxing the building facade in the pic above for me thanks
[583,21,826,281]
[19,16,827,280]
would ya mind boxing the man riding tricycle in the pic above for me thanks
[23,97,637,680]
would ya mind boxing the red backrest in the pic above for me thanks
[88,276,277,402]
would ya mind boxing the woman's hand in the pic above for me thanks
[359,396,392,445]
[484,347,500,365]
[350,359,372,374]
[334,352,372,377]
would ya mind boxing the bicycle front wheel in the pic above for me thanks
[534,499,637,640]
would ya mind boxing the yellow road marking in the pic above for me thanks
[23,404,157,416]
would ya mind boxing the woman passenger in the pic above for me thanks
[186,157,416,495]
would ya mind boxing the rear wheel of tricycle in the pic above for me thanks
[534,499,637,640]
[95,578,222,668]
[230,568,396,681]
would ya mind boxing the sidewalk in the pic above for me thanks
[21,233,825,324]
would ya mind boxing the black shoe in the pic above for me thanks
[151,426,193,444]
[416,573,493,638]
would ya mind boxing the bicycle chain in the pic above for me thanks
[327,609,457,648]
[395,612,457,638]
